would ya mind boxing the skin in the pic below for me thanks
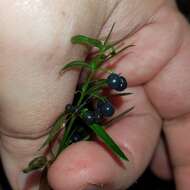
[0,0,190,189]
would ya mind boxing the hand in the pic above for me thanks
[0,0,190,190]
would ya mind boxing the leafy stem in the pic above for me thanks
[23,24,135,185]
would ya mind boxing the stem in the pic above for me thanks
[56,70,95,157]
[54,33,133,159]
[105,44,134,62]
[105,106,134,128]
[56,116,76,156]
[104,23,115,46]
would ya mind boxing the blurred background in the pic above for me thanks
[0,0,189,189]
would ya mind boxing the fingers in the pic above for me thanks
[145,17,190,119]
[164,113,190,190]
[146,12,190,189]
[145,13,190,189]
[99,1,181,86]
[48,87,162,190]
[150,138,173,180]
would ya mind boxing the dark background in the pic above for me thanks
[176,0,190,20]
[0,0,189,189]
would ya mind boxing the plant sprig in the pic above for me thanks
[23,23,134,190]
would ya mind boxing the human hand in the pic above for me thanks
[0,0,190,190]
[94,0,190,189]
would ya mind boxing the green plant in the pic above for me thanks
[23,24,134,189]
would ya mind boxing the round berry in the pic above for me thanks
[107,73,121,90]
[116,76,128,91]
[65,104,76,113]
[83,111,95,125]
[97,100,115,117]
[93,111,103,123]
[71,132,81,143]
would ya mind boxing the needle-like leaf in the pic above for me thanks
[60,60,90,74]
[39,113,66,150]
[105,106,135,127]
[105,44,135,62]
[89,123,128,161]
[111,92,133,97]
[104,23,115,46]
[86,79,108,95]
[23,156,47,173]
[71,35,103,49]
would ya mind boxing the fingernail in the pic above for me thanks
[84,185,101,190]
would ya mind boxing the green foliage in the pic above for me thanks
[89,123,128,161]
[60,60,90,74]
[23,156,47,173]
[23,24,135,189]
[71,35,103,49]
[86,79,108,95]
[39,113,67,150]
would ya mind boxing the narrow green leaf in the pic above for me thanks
[39,113,66,150]
[23,156,47,173]
[104,23,115,46]
[105,44,135,62]
[105,106,134,127]
[89,54,106,69]
[57,116,77,155]
[111,92,133,97]
[71,35,103,49]
[90,93,107,102]
[86,79,108,95]
[60,60,90,74]
[89,123,128,161]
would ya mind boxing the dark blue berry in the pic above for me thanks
[97,100,115,117]
[93,111,103,123]
[65,104,76,113]
[107,73,128,91]
[83,111,95,125]
[116,76,128,91]
[70,132,81,143]
[107,73,121,90]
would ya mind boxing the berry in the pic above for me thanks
[83,111,95,125]
[70,132,81,143]
[107,73,121,90]
[65,104,76,113]
[93,111,103,123]
[97,100,115,117]
[116,76,128,91]
[107,73,128,91]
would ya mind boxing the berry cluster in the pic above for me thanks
[67,73,128,143]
